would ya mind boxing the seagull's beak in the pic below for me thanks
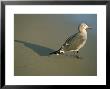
[87,27,92,29]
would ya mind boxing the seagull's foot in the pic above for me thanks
[68,54,76,58]
[75,55,80,59]
[75,55,83,59]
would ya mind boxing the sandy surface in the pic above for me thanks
[14,14,97,76]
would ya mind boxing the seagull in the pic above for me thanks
[49,23,92,57]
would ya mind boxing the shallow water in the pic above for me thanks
[14,14,97,76]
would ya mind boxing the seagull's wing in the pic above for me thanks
[63,32,78,47]
[62,32,86,51]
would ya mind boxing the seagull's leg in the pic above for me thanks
[76,51,80,59]
[72,51,77,54]
[73,51,76,55]
[71,51,76,57]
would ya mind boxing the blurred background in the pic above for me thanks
[14,14,97,76]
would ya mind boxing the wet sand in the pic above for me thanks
[14,14,97,76]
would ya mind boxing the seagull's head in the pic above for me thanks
[79,23,92,32]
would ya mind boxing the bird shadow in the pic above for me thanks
[14,40,55,56]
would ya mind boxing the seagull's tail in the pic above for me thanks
[49,50,60,55]
[49,48,62,55]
